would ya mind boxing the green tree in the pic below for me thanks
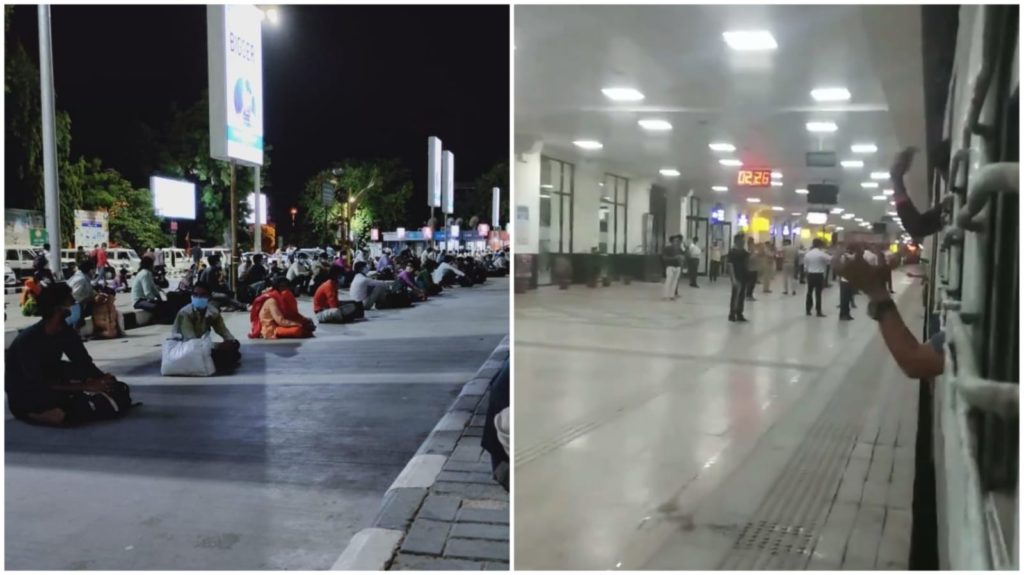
[64,158,169,251]
[298,159,413,245]
[460,161,509,226]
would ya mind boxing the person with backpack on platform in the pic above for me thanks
[5,282,134,426]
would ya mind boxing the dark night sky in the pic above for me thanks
[7,4,509,228]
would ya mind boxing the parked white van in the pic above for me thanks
[5,245,43,280]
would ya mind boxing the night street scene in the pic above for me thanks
[4,4,510,570]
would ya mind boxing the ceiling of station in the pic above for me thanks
[516,4,928,226]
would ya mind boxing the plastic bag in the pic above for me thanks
[160,334,216,376]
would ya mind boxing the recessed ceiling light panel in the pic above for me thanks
[722,30,778,51]
[806,121,838,133]
[810,87,851,102]
[841,160,864,168]
[708,142,736,152]
[795,188,809,195]
[719,159,743,167]
[851,143,877,154]
[861,182,879,189]
[573,140,603,150]
[746,197,761,203]
[712,185,728,192]
[870,171,889,180]
[639,119,672,131]
[659,168,681,177]
[601,87,644,102]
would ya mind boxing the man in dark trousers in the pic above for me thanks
[727,233,750,322]
[481,359,510,491]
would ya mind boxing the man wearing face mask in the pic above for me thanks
[171,281,241,374]
[5,282,126,425]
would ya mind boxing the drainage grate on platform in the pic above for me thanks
[733,520,816,557]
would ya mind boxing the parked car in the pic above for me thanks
[5,245,43,280]
[106,247,142,279]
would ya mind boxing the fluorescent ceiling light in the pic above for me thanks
[540,193,551,199]
[795,188,809,195]
[883,189,895,196]
[851,143,878,154]
[709,142,736,152]
[771,171,783,179]
[573,140,603,150]
[872,195,886,201]
[806,121,838,133]
[601,87,644,102]
[830,207,844,214]
[540,184,554,189]
[598,182,604,187]
[806,212,828,224]
[861,182,879,189]
[746,197,761,203]
[887,211,898,216]
[719,158,743,167]
[772,206,784,211]
[890,201,896,206]
[722,30,778,51]
[870,171,889,180]
[810,87,851,102]
[638,119,672,131]
[791,212,802,216]
[855,217,864,222]
[712,186,728,192]
[836,226,845,231]
[841,214,855,220]
[659,168,681,177]
[841,160,864,168]
[771,181,783,187]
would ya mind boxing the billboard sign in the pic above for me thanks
[151,176,197,220]
[428,136,442,208]
[246,192,268,224]
[74,210,109,249]
[208,5,264,166]
[441,150,454,214]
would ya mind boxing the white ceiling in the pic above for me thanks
[515,4,928,226]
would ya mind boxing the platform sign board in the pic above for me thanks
[74,210,109,249]
[245,193,268,224]
[441,151,454,214]
[321,183,334,207]
[428,137,442,208]
[207,4,264,166]
[5,208,45,246]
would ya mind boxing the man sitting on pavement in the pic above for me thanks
[171,281,241,374]
[67,259,101,322]
[397,260,427,301]
[432,255,466,287]
[5,282,128,426]
[349,261,388,310]
[199,254,245,311]
[132,255,171,321]
[313,265,348,324]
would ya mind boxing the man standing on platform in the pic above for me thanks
[727,234,749,323]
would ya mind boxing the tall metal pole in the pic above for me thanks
[229,161,238,294]
[38,5,62,279]
[253,165,262,253]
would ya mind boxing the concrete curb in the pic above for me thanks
[332,335,510,571]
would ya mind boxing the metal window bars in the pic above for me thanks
[934,5,1018,570]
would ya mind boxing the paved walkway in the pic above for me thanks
[5,279,508,570]
[514,272,920,570]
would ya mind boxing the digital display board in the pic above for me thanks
[736,169,772,187]
[207,5,264,166]
[151,176,197,220]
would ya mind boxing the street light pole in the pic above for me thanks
[254,165,262,253]
[38,5,62,279]
[229,160,238,294]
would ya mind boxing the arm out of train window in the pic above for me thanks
[834,251,945,380]
[869,287,946,380]
[891,147,946,238]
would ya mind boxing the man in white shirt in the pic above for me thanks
[349,261,388,309]
[687,236,702,288]
[433,256,466,287]
[803,239,831,317]
[67,259,100,324]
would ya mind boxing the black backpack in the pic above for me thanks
[378,282,413,309]
[64,380,136,425]
[338,300,365,321]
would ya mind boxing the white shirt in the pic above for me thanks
[68,270,95,303]
[432,262,465,284]
[804,248,831,274]
[863,251,879,266]
[688,243,702,258]
[349,273,385,301]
